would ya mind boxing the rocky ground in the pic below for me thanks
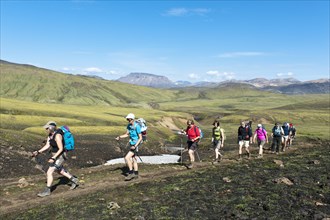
[0,137,329,219]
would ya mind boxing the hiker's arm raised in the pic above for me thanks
[32,138,51,156]
[115,131,129,140]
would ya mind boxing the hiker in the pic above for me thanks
[115,113,142,181]
[288,123,297,147]
[271,122,284,154]
[181,119,201,169]
[237,121,252,160]
[281,122,290,151]
[211,119,225,163]
[253,124,269,158]
[32,121,79,197]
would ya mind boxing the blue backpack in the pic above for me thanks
[60,126,75,151]
[194,126,204,142]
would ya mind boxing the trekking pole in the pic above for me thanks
[31,151,48,173]
[134,151,144,163]
[195,150,201,162]
[118,139,144,163]
[180,134,183,164]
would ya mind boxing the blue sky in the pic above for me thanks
[1,1,329,82]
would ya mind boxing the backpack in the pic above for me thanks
[282,125,290,136]
[136,118,147,141]
[60,126,75,151]
[273,126,282,137]
[194,126,203,141]
[136,118,147,133]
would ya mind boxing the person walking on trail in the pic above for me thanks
[115,113,143,181]
[271,122,284,154]
[253,124,268,158]
[32,121,79,197]
[181,119,201,169]
[211,120,225,163]
[281,122,290,151]
[288,123,297,147]
[237,121,253,160]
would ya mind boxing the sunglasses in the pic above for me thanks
[127,118,133,121]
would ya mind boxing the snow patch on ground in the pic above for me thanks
[105,154,181,165]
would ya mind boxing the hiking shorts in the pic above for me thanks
[129,143,142,154]
[50,153,67,171]
[213,139,222,150]
[239,140,250,148]
[257,140,266,147]
[187,141,198,151]
[282,136,289,142]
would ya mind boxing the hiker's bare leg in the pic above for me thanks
[132,156,138,171]
[46,166,56,187]
[125,151,134,170]
[188,149,195,162]
[59,168,72,179]
[245,147,250,154]
[215,148,219,159]
[238,141,244,155]
[259,145,263,155]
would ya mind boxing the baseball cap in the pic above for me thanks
[43,121,57,129]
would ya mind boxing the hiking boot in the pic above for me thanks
[70,177,79,190]
[247,152,251,159]
[37,187,51,197]
[187,164,193,169]
[125,173,136,181]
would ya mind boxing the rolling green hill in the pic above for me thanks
[0,60,178,106]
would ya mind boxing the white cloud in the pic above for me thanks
[218,52,266,58]
[163,8,210,17]
[188,73,200,79]
[277,72,294,77]
[84,67,103,73]
[82,67,118,75]
[206,70,235,81]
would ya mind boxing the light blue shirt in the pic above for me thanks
[127,121,141,145]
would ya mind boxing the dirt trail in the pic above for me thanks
[0,159,225,216]
[0,141,318,217]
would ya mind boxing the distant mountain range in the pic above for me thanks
[117,72,329,94]
[117,72,174,88]
[1,60,329,98]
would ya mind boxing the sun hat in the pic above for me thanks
[125,113,135,120]
[257,124,262,128]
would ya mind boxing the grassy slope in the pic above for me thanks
[0,60,177,106]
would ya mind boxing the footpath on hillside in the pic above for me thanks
[0,140,328,217]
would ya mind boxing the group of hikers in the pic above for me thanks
[181,119,297,168]
[31,114,296,197]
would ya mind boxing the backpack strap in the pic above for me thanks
[193,126,200,139]
[262,129,267,138]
